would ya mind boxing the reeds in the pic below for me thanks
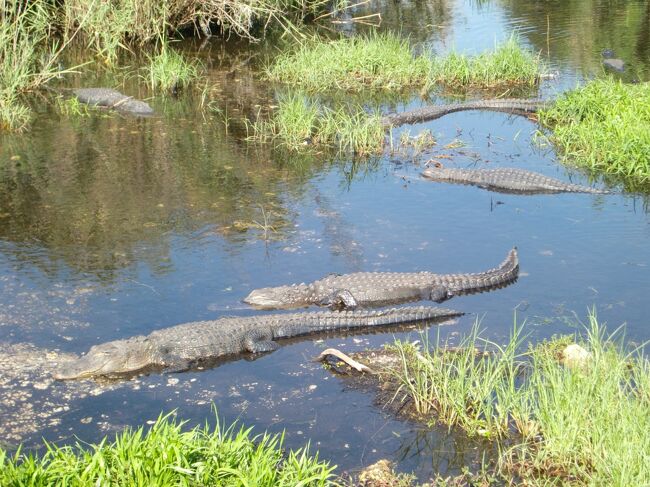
[0,0,68,130]
[144,43,202,92]
[267,33,543,92]
[249,94,385,154]
[539,78,650,185]
[429,36,542,88]
[267,32,433,92]
[386,313,650,484]
[0,411,337,485]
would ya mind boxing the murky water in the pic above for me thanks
[1,0,649,479]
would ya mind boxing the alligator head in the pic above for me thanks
[243,283,314,309]
[421,167,459,181]
[54,336,151,380]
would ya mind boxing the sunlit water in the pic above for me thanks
[1,0,649,479]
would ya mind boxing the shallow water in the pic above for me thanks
[1,0,649,480]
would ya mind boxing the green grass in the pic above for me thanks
[386,313,650,485]
[267,33,542,92]
[429,36,542,88]
[267,33,433,92]
[249,94,385,154]
[144,43,202,93]
[0,0,68,131]
[0,411,337,486]
[539,78,650,186]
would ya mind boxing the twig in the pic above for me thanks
[316,348,374,373]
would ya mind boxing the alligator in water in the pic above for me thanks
[244,248,518,310]
[46,87,154,115]
[53,306,462,379]
[381,99,547,128]
[421,167,611,195]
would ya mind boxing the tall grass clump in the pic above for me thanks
[267,33,433,92]
[429,36,542,88]
[144,42,202,92]
[61,0,336,62]
[0,0,67,130]
[386,313,650,485]
[0,412,336,485]
[250,94,385,154]
[390,322,527,438]
[539,78,650,185]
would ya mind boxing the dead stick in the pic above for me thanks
[316,348,375,373]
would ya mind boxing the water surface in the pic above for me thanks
[1,0,649,479]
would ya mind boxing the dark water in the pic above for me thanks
[1,0,649,480]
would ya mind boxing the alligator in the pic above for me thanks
[381,99,548,128]
[601,49,625,72]
[244,247,518,310]
[53,306,462,379]
[421,167,611,195]
[45,87,154,116]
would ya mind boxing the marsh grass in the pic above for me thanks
[144,43,202,92]
[0,411,336,486]
[387,313,650,485]
[0,0,70,130]
[61,0,335,62]
[267,34,542,92]
[539,78,650,185]
[429,36,542,88]
[249,94,385,154]
[267,33,433,92]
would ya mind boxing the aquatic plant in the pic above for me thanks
[539,78,650,186]
[386,312,650,485]
[0,0,68,131]
[267,33,542,92]
[429,36,542,88]
[144,42,202,93]
[267,33,432,92]
[0,411,336,485]
[249,94,385,154]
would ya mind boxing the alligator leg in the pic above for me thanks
[243,329,280,353]
[428,286,452,303]
[320,289,358,310]
[160,353,191,374]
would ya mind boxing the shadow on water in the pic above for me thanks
[1,0,650,481]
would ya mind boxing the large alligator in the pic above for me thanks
[244,248,518,310]
[421,167,611,195]
[53,306,462,380]
[46,87,154,116]
[381,99,547,128]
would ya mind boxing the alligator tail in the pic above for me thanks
[445,247,519,296]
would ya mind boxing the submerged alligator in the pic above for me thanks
[421,167,611,195]
[54,306,462,379]
[47,87,154,116]
[244,248,519,310]
[381,99,547,128]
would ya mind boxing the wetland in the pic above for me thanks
[1,0,650,484]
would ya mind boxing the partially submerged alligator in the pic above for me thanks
[54,306,462,379]
[421,167,611,195]
[244,248,519,310]
[49,87,154,116]
[381,99,547,128]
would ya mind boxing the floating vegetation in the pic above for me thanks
[267,33,542,93]
[539,78,650,186]
[267,33,433,92]
[0,412,336,485]
[249,94,385,154]
[429,36,542,88]
[144,43,202,93]
[378,313,650,485]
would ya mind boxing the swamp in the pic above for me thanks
[1,0,650,484]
